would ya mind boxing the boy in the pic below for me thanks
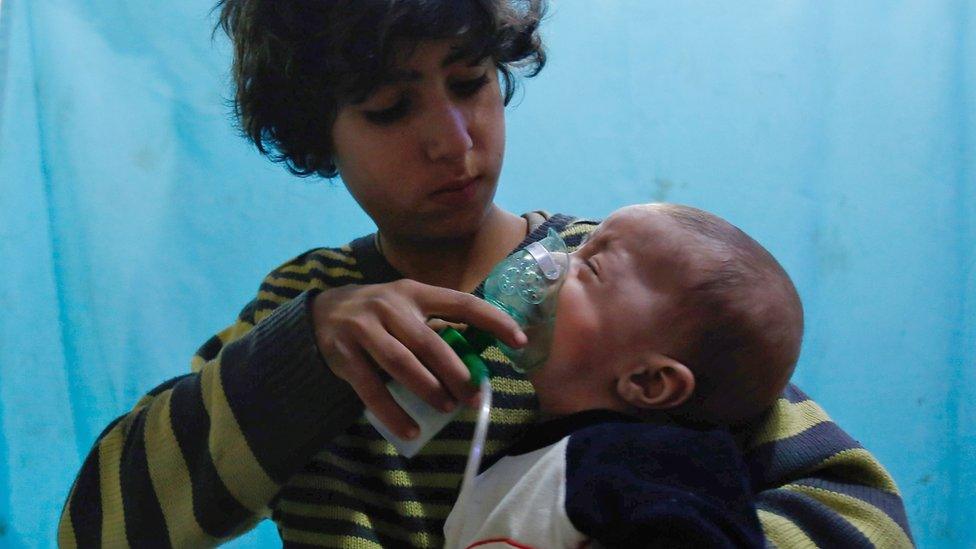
[444,203,803,548]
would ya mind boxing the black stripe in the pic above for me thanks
[321,420,533,476]
[219,298,366,483]
[300,247,356,267]
[757,488,873,548]
[253,299,292,313]
[119,407,171,547]
[236,299,259,325]
[276,488,446,537]
[145,374,194,398]
[169,374,254,537]
[266,266,356,285]
[781,383,810,404]
[276,486,405,528]
[266,270,316,283]
[67,426,112,548]
[194,335,225,363]
[258,282,304,301]
[294,454,459,504]
[343,407,535,445]
[794,475,913,543]
[276,511,422,549]
[744,420,861,490]
[348,235,406,284]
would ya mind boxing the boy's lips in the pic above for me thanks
[430,176,482,205]
[434,176,479,194]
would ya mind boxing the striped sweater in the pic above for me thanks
[58,213,914,548]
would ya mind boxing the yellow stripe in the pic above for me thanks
[272,253,353,277]
[98,421,129,548]
[257,289,295,306]
[263,275,322,292]
[308,450,463,489]
[480,374,534,396]
[216,321,255,346]
[757,509,817,548]
[420,438,508,455]
[144,389,219,547]
[278,256,362,278]
[276,501,439,547]
[815,448,901,495]
[312,248,358,265]
[746,398,830,449]
[285,475,452,519]
[257,278,327,300]
[275,263,364,281]
[482,347,512,363]
[190,355,206,373]
[133,393,156,411]
[559,223,599,237]
[199,359,278,515]
[559,224,599,249]
[280,530,384,549]
[57,487,78,548]
[453,405,536,425]
[784,484,914,548]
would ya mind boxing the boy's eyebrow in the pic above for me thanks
[382,52,487,84]
[442,48,488,67]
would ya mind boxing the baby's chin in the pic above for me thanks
[529,370,581,416]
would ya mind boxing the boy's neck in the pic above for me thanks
[378,206,528,293]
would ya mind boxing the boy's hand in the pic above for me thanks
[310,280,525,439]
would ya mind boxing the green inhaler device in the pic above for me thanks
[364,228,570,458]
[363,327,492,458]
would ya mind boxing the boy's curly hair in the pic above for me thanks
[215,0,547,178]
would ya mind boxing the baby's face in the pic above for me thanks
[530,205,701,415]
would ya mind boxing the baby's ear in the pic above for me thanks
[616,354,695,411]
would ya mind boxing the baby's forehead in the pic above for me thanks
[597,207,687,250]
[600,207,720,277]
[597,205,663,236]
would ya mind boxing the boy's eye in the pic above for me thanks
[363,97,410,125]
[585,257,599,277]
[451,74,489,98]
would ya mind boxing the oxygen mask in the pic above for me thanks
[480,227,569,373]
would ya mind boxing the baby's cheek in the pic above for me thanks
[547,302,594,369]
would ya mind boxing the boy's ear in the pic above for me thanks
[616,353,695,410]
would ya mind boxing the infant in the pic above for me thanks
[444,203,804,548]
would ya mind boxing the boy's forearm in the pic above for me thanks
[58,291,363,547]
[747,385,914,548]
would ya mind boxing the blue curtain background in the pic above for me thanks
[1,0,972,547]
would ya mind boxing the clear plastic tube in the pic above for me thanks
[460,378,493,495]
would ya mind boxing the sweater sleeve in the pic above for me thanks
[564,423,765,549]
[57,253,365,548]
[744,384,915,548]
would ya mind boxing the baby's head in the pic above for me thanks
[532,203,803,427]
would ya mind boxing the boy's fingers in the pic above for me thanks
[411,285,526,348]
[392,312,479,404]
[343,346,419,440]
[426,318,466,332]
[360,329,456,413]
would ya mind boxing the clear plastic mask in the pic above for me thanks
[483,228,569,373]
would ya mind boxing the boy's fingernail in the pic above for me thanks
[440,400,456,413]
[514,331,528,346]
[404,427,419,439]
[466,394,482,408]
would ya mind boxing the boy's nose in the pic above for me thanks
[423,102,474,162]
